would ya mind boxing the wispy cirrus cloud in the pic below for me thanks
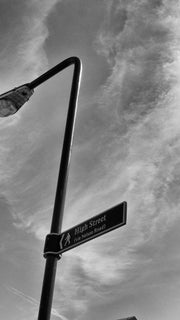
[48,1,180,318]
[0,0,63,218]
[6,285,69,320]
[2,1,180,319]
[0,0,63,224]
[0,0,61,90]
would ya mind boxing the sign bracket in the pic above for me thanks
[43,233,62,260]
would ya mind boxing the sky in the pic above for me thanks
[0,0,180,319]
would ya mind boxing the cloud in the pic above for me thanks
[96,0,177,125]
[89,0,180,252]
[6,285,68,320]
[49,1,180,318]
[96,0,180,227]
[0,0,61,91]
[0,0,63,198]
[2,1,180,319]
[0,0,65,240]
[15,0,61,77]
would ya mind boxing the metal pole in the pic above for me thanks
[33,57,82,320]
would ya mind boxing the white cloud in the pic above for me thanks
[16,0,61,78]
[0,0,63,188]
[6,285,68,320]
[2,1,180,319]
[0,0,61,91]
[48,1,180,318]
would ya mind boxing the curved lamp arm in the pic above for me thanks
[0,57,81,117]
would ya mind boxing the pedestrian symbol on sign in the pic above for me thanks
[64,233,71,246]
[59,232,71,250]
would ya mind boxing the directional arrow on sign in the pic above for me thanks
[44,201,127,257]
[59,234,65,250]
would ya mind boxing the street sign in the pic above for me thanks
[44,201,127,257]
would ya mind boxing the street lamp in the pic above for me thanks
[0,57,82,320]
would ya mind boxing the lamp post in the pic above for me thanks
[0,57,82,320]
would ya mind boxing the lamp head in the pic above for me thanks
[0,85,34,117]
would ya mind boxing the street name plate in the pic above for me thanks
[44,201,127,256]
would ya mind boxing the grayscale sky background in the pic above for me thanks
[0,1,180,319]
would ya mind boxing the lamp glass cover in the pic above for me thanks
[0,99,17,117]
